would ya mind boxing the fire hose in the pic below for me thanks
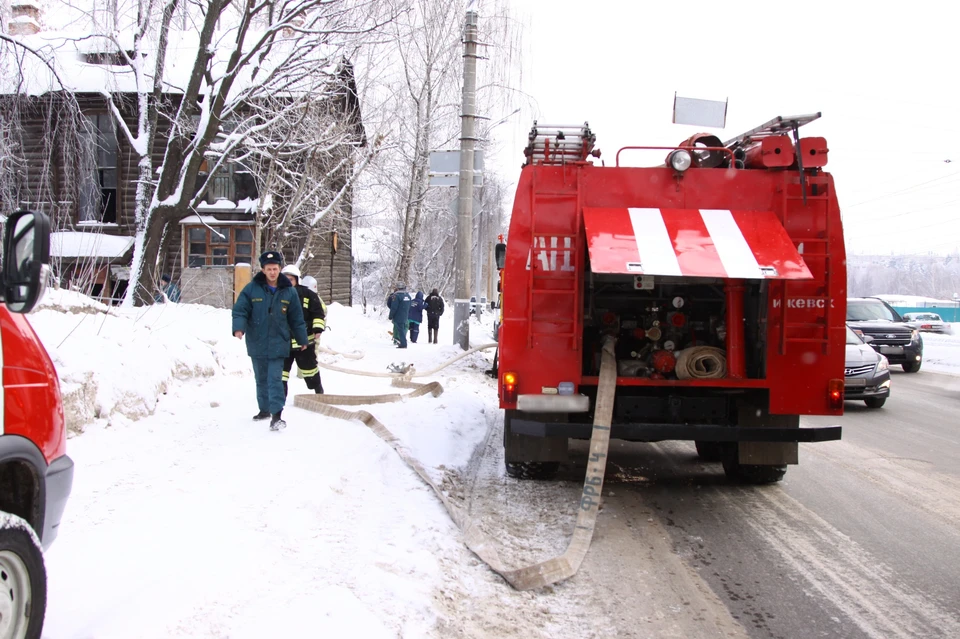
[294,336,618,591]
[674,346,727,380]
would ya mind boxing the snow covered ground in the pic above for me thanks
[24,291,960,637]
[920,327,960,376]
[31,291,507,637]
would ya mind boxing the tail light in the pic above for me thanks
[502,371,518,404]
[828,378,844,410]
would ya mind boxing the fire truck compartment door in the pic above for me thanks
[582,207,813,279]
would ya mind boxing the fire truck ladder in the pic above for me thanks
[526,160,584,350]
[523,121,597,166]
[722,112,821,152]
[725,112,822,205]
[778,172,834,355]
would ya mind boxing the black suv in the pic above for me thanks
[846,297,923,372]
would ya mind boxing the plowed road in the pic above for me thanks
[456,369,960,639]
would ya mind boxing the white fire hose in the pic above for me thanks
[294,338,619,591]
[674,346,727,379]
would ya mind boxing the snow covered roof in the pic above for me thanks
[872,294,959,306]
[179,214,252,225]
[51,231,135,259]
[1,27,342,98]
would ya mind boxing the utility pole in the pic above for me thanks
[453,7,478,350]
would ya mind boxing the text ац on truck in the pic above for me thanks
[0,209,73,639]
[495,114,845,485]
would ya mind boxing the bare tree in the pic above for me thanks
[352,0,524,300]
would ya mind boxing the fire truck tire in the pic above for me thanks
[505,461,560,480]
[901,361,921,373]
[721,456,787,484]
[694,441,724,462]
[0,514,46,639]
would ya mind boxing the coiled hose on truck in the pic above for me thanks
[294,336,619,591]
[674,346,727,380]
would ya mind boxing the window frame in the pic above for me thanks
[183,224,256,268]
[78,112,119,225]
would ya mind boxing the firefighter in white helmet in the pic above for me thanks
[280,265,326,395]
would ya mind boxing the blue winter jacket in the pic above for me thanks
[388,290,412,325]
[232,272,308,359]
[408,291,425,324]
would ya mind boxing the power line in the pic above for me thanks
[843,171,960,209]
[844,197,960,224]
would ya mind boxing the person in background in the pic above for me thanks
[232,251,308,431]
[388,283,412,348]
[279,265,326,397]
[408,291,425,344]
[155,274,181,303]
[425,288,444,344]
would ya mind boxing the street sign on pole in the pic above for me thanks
[429,150,484,187]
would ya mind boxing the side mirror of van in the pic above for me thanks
[495,242,506,270]
[2,209,51,314]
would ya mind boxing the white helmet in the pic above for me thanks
[281,265,301,279]
[300,275,318,293]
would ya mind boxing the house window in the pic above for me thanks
[185,226,254,267]
[195,160,259,205]
[79,113,118,224]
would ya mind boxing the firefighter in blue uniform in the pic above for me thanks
[232,251,308,431]
[388,283,412,348]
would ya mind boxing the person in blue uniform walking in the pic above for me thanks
[388,283,412,348]
[408,291,425,344]
[232,251,308,431]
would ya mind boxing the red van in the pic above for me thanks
[0,210,73,638]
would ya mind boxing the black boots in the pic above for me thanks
[253,410,270,421]
[270,412,286,431]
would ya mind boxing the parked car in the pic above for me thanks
[902,312,951,334]
[846,297,923,373]
[844,326,891,408]
[0,210,73,638]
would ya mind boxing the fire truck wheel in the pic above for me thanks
[0,514,46,639]
[694,441,724,462]
[901,361,921,373]
[505,461,560,480]
[721,455,787,484]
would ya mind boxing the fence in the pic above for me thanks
[892,306,960,322]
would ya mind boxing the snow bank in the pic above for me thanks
[30,289,249,433]
[38,292,505,637]
[921,328,960,376]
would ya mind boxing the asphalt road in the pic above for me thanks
[563,369,960,638]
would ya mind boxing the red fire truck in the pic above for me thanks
[497,115,844,484]
[0,210,72,637]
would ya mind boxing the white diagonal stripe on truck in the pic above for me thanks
[628,208,682,276]
[699,209,765,279]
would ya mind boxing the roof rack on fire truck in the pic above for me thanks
[722,112,821,152]
[523,121,598,166]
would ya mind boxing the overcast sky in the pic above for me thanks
[488,0,959,256]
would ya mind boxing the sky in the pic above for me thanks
[487,0,960,256]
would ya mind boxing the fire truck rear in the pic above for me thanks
[497,114,845,484]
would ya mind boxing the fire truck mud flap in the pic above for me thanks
[297,337,619,591]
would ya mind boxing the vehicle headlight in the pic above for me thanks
[911,330,920,341]
[876,356,889,372]
[668,149,692,172]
